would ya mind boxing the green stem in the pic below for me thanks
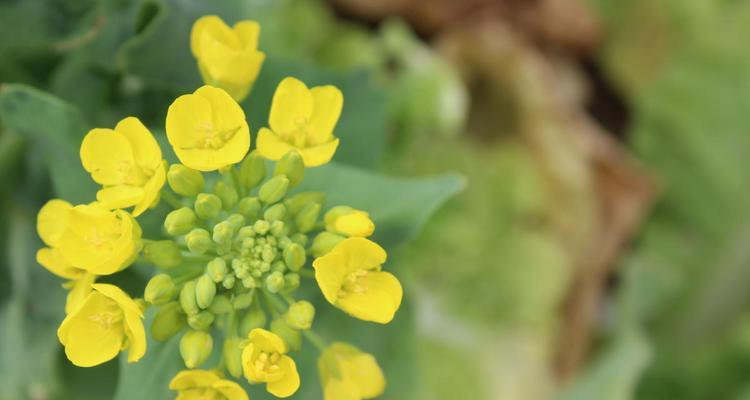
[162,190,183,209]
[262,290,286,318]
[298,269,315,279]
[302,329,328,352]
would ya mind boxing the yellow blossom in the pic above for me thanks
[191,15,265,102]
[166,85,251,171]
[257,77,342,167]
[324,206,374,237]
[169,369,249,400]
[312,238,402,324]
[80,117,166,217]
[318,342,385,400]
[58,204,142,275]
[242,328,300,398]
[57,283,146,367]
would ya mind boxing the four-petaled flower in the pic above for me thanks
[170,369,249,400]
[318,342,385,400]
[242,328,300,398]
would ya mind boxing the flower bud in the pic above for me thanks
[212,221,235,245]
[207,258,228,282]
[265,271,285,293]
[285,191,325,215]
[180,280,199,315]
[264,203,287,222]
[284,273,300,292]
[259,175,289,204]
[285,301,315,330]
[270,220,285,236]
[165,207,196,236]
[295,203,321,233]
[271,318,301,351]
[237,197,261,220]
[242,277,259,289]
[208,294,232,314]
[188,310,215,330]
[195,274,216,309]
[214,180,238,210]
[239,151,266,191]
[222,275,236,289]
[291,232,308,247]
[312,231,345,257]
[325,206,375,237]
[194,193,222,220]
[144,274,175,305]
[180,330,213,368]
[271,260,287,273]
[223,336,244,378]
[185,228,211,255]
[168,164,204,196]
[283,243,306,271]
[253,220,270,235]
[225,214,245,230]
[151,302,186,341]
[232,292,255,310]
[142,240,182,269]
[240,306,267,337]
[274,150,304,187]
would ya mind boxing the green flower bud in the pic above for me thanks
[239,151,266,191]
[284,273,300,292]
[194,193,222,220]
[264,203,287,222]
[271,260,287,273]
[237,197,261,220]
[143,240,182,269]
[291,232,309,247]
[151,302,186,341]
[188,310,215,330]
[285,192,325,215]
[295,203,321,233]
[271,318,301,351]
[261,247,277,263]
[232,292,254,310]
[259,175,289,204]
[265,271,285,293]
[144,274,175,305]
[226,214,245,230]
[312,231,345,257]
[214,180,238,210]
[212,221,235,245]
[165,207,196,236]
[207,258,228,282]
[222,275,236,289]
[283,243,306,271]
[168,164,204,196]
[240,305,267,336]
[180,280,199,315]
[242,277,258,289]
[285,301,315,330]
[274,150,304,187]
[253,220,270,235]
[270,220,285,236]
[185,228,211,255]
[237,226,256,242]
[223,336,243,378]
[208,294,232,314]
[180,330,213,368]
[195,274,216,309]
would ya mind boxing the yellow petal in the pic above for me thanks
[269,77,313,136]
[36,247,82,280]
[338,345,385,398]
[91,284,146,362]
[65,273,96,314]
[37,199,73,247]
[308,85,343,145]
[166,93,214,149]
[132,161,166,216]
[249,328,287,354]
[191,15,239,57]
[312,250,349,305]
[170,369,220,390]
[298,138,339,167]
[233,20,260,50]
[96,185,145,210]
[93,283,143,318]
[266,355,300,398]
[213,379,250,400]
[333,210,374,237]
[58,291,124,367]
[194,85,250,143]
[210,51,265,102]
[256,127,294,161]
[336,271,402,324]
[115,117,162,169]
[323,379,360,400]
[80,128,136,185]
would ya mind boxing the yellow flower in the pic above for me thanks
[57,283,146,367]
[241,328,300,398]
[80,117,166,217]
[166,85,251,171]
[324,206,374,237]
[257,77,342,167]
[169,369,249,400]
[312,238,402,324]
[191,15,265,102]
[58,204,142,275]
[318,342,385,400]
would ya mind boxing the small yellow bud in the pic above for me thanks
[214,180,238,210]
[232,292,254,310]
[283,243,306,271]
[144,273,175,305]
[295,203,321,233]
[212,221,235,245]
[151,302,186,341]
[259,175,289,204]
[194,193,222,220]
[195,274,217,309]
[263,203,287,222]
[284,273,300,292]
[223,336,244,378]
[274,150,304,187]
[285,191,325,215]
[239,151,266,191]
[164,207,196,236]
[185,228,211,255]
[167,164,204,196]
[143,240,182,269]
[207,257,228,282]
[237,197,261,220]
[180,330,213,368]
[188,310,215,330]
[312,231,345,257]
[265,271,285,293]
[180,280,200,315]
[285,301,315,330]
[208,294,232,314]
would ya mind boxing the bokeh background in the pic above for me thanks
[2,0,750,399]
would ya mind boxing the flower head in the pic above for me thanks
[312,238,402,324]
[167,85,251,171]
[318,343,385,400]
[324,206,374,238]
[57,283,146,367]
[191,15,265,102]
[242,328,300,398]
[257,77,342,167]
[169,369,248,400]
[80,117,166,216]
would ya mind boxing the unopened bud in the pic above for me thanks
[291,233,308,247]
[188,310,215,330]
[264,203,287,222]
[151,302,186,341]
[312,231,345,257]
[214,180,238,210]
[265,271,285,293]
[185,228,211,255]
[237,197,261,220]
[180,280,199,315]
[208,294,232,314]
[274,150,304,187]
[240,306,267,337]
[259,175,289,204]
[285,301,315,330]
[239,151,266,191]
[283,243,306,271]
[226,214,245,230]
[165,207,196,236]
[223,336,243,378]
[168,164,204,196]
[144,274,175,305]
[212,221,235,245]
[180,330,213,368]
[207,258,227,282]
[143,240,182,269]
[271,260,287,273]
[195,274,216,309]
[285,192,325,215]
[233,292,254,310]
[253,220,270,235]
[271,318,301,351]
[222,275,236,289]
[284,273,300,292]
[325,206,374,237]
[295,203,321,233]
[194,193,222,220]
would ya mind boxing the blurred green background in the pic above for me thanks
[2,0,750,399]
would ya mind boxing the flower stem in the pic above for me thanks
[302,329,328,352]
[298,269,315,279]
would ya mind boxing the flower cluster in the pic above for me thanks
[35,15,401,400]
